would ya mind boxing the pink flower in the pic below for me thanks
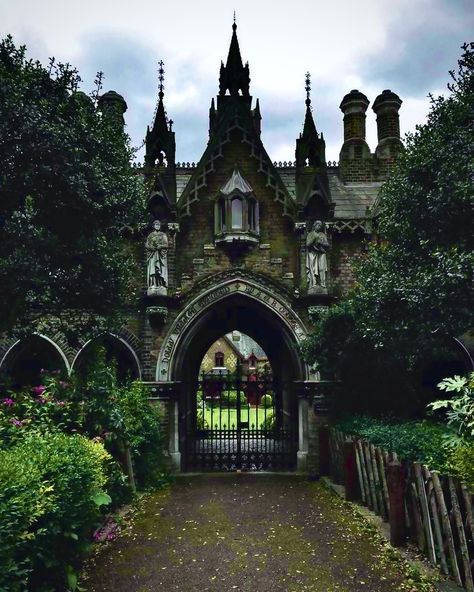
[33,385,46,396]
[10,418,23,427]
[59,381,69,389]
[2,398,14,407]
[56,400,66,407]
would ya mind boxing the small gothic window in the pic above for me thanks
[248,199,257,231]
[231,198,243,229]
[219,199,226,231]
[249,354,257,369]
[215,352,224,367]
[215,169,259,245]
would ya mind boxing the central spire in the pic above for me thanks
[219,19,250,97]
[303,72,318,139]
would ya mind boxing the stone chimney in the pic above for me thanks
[338,89,372,182]
[97,90,127,128]
[372,89,403,158]
[340,89,370,144]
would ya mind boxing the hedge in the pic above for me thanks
[336,415,474,489]
[0,432,113,591]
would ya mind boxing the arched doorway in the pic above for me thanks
[157,281,309,472]
[0,334,69,388]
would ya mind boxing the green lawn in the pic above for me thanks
[201,407,273,430]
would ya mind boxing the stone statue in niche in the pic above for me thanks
[146,220,168,295]
[306,220,329,291]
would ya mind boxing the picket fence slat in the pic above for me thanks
[414,463,437,565]
[431,472,463,587]
[377,447,390,517]
[355,440,366,503]
[364,441,379,513]
[370,443,385,519]
[410,478,427,551]
[424,465,449,575]
[449,477,474,592]
[460,484,474,542]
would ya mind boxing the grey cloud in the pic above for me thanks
[361,0,473,96]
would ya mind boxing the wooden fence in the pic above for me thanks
[327,428,474,591]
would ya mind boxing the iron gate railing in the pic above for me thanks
[183,371,296,471]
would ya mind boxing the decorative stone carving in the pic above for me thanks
[308,305,329,319]
[146,306,168,326]
[306,221,329,293]
[146,220,168,295]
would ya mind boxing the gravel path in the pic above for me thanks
[83,474,438,592]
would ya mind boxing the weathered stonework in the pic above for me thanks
[0,22,403,474]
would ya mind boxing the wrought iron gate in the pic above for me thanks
[183,371,296,471]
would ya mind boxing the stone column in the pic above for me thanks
[294,222,307,291]
[297,396,309,471]
[169,398,181,471]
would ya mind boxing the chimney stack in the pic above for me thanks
[372,89,403,157]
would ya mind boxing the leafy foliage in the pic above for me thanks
[428,372,474,438]
[336,415,451,471]
[0,36,146,337]
[0,432,112,591]
[302,43,474,409]
[337,412,474,491]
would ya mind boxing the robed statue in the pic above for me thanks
[146,220,168,295]
[306,220,329,290]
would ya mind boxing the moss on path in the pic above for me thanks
[83,474,439,592]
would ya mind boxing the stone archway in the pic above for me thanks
[156,276,311,472]
[0,334,70,388]
[72,333,142,383]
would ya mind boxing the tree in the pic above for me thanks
[303,42,474,413]
[0,36,146,339]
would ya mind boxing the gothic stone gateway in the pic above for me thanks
[0,21,404,473]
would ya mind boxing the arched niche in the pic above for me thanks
[72,333,141,383]
[0,334,69,388]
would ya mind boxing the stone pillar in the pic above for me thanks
[297,397,309,471]
[294,222,307,291]
[298,381,332,476]
[168,398,181,472]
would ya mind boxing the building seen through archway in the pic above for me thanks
[186,332,293,471]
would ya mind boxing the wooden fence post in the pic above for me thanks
[343,440,358,501]
[319,426,330,476]
[387,460,406,547]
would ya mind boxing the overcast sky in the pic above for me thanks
[1,0,472,163]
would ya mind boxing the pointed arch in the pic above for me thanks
[0,334,70,387]
[71,332,141,381]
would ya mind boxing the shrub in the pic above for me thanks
[261,412,275,432]
[221,390,247,407]
[447,441,474,491]
[196,410,209,430]
[336,415,450,471]
[0,432,112,591]
[260,394,273,409]
[117,382,167,489]
[0,375,80,449]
